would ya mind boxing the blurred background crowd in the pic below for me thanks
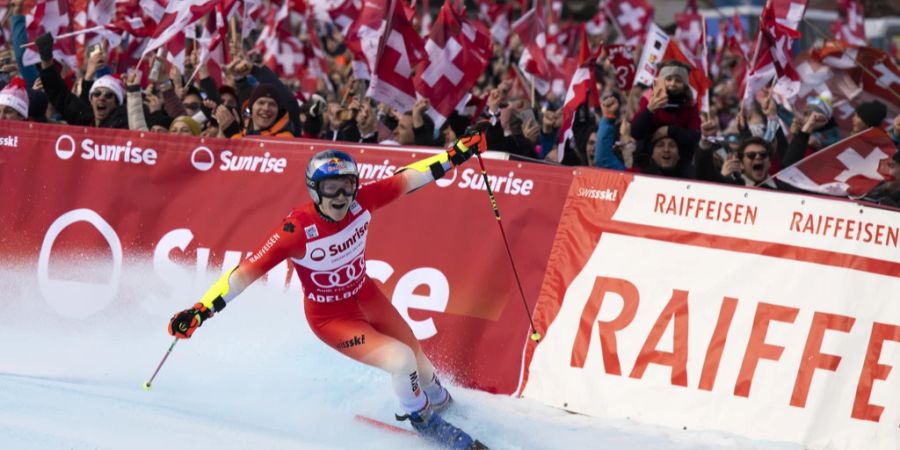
[0,0,898,207]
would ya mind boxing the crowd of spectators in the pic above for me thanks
[0,0,898,208]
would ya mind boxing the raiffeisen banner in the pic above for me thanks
[520,169,900,450]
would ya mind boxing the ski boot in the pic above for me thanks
[427,377,453,413]
[397,406,488,450]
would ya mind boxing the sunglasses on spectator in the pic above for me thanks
[743,151,769,160]
[91,91,116,100]
[183,103,201,112]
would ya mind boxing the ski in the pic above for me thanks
[355,413,489,449]
[354,414,417,436]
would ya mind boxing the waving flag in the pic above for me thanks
[142,0,222,59]
[24,0,78,70]
[605,0,653,46]
[775,127,896,197]
[556,27,597,163]
[414,0,491,128]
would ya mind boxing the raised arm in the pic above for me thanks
[168,218,303,338]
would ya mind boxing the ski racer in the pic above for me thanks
[168,131,490,449]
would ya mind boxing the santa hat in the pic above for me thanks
[0,77,30,118]
[89,75,125,104]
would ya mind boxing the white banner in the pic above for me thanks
[523,173,900,450]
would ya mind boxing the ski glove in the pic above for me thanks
[448,130,487,166]
[35,32,54,62]
[168,303,213,339]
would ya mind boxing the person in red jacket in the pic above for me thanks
[168,132,489,449]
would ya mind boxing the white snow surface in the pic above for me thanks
[0,266,802,450]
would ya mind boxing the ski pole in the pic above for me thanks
[143,337,179,391]
[472,152,542,342]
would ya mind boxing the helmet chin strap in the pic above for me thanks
[313,203,339,222]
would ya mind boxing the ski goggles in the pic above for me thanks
[318,177,358,198]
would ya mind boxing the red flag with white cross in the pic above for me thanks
[605,0,653,46]
[414,0,491,128]
[774,127,897,197]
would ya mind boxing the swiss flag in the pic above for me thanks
[477,0,511,45]
[24,0,79,70]
[414,0,491,128]
[741,0,804,103]
[775,127,897,197]
[555,28,597,163]
[329,0,361,35]
[512,4,550,95]
[197,4,227,86]
[808,42,900,125]
[674,12,704,70]
[832,0,866,46]
[605,0,653,46]
[142,0,222,59]
[345,0,437,102]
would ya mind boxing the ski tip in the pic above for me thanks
[471,440,490,450]
[354,414,417,436]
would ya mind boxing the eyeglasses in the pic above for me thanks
[183,102,201,112]
[743,151,769,160]
[91,91,116,100]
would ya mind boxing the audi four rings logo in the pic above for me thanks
[310,255,365,288]
[191,146,215,171]
[310,248,326,261]
[55,135,76,160]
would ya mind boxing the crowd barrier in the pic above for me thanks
[1,121,897,449]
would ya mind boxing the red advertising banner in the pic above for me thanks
[520,169,900,449]
[0,121,574,394]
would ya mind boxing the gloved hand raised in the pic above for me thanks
[168,303,213,339]
[35,32,54,62]
[448,128,487,165]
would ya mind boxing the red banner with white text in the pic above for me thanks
[0,121,574,394]
[520,169,900,450]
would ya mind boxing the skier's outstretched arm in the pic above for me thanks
[397,130,487,193]
[168,219,303,339]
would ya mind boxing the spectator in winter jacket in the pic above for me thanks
[35,33,128,129]
[0,76,29,121]
[631,60,701,146]
[633,125,696,178]
[221,83,294,138]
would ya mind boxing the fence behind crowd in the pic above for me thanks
[1,121,897,449]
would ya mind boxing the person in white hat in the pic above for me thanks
[34,32,129,128]
[0,76,29,121]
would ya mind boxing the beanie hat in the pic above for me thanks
[170,115,201,135]
[658,64,689,85]
[804,94,833,122]
[650,126,670,146]
[89,74,125,104]
[855,100,888,128]
[0,77,29,118]
[247,83,282,113]
[146,111,173,130]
